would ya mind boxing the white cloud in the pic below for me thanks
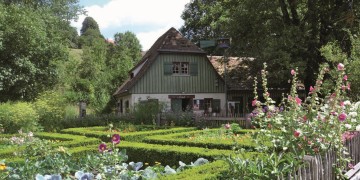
[72,0,190,50]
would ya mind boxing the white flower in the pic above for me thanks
[344,100,351,106]
[353,101,360,111]
[349,112,358,118]
[268,105,275,112]
[344,124,352,129]
[28,132,33,137]
[351,118,357,123]
[356,125,360,131]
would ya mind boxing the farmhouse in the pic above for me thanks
[113,27,226,115]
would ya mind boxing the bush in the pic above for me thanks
[0,102,39,133]
[34,91,66,132]
[133,100,163,125]
[162,111,194,126]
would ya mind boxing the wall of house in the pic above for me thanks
[117,93,226,114]
[129,53,225,94]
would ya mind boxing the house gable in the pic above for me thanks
[130,53,225,94]
[113,27,223,97]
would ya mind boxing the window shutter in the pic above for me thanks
[164,62,172,75]
[190,62,198,76]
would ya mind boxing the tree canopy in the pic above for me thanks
[0,0,86,102]
[180,0,360,91]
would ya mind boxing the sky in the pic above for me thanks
[72,0,191,51]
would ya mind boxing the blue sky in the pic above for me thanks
[73,0,191,51]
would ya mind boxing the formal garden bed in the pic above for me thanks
[1,63,360,179]
[0,125,252,179]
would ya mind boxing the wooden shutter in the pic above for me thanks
[164,62,172,75]
[190,62,198,76]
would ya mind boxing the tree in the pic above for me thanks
[0,1,85,102]
[80,16,101,35]
[0,4,68,101]
[79,17,104,48]
[180,0,360,91]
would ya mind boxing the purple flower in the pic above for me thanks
[98,143,107,152]
[338,113,347,122]
[112,134,121,144]
[279,106,284,112]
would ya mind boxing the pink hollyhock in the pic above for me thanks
[112,134,121,144]
[348,83,351,90]
[338,113,347,122]
[224,123,231,129]
[340,101,344,107]
[309,86,315,94]
[295,97,302,105]
[303,115,307,122]
[288,95,292,101]
[343,75,348,81]
[342,85,346,91]
[252,99,258,107]
[294,130,301,137]
[337,63,345,71]
[291,69,295,75]
[98,143,107,152]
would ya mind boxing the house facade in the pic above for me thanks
[113,28,226,115]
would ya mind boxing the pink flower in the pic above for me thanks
[348,83,351,90]
[224,123,231,129]
[288,95,292,101]
[291,69,295,75]
[309,86,315,94]
[338,113,347,122]
[348,163,354,169]
[343,75,348,81]
[252,99,258,107]
[303,115,307,122]
[340,101,344,107]
[98,143,107,152]
[337,63,345,71]
[294,130,301,137]
[342,85,346,91]
[295,97,302,105]
[112,134,121,144]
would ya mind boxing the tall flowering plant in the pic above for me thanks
[246,62,359,179]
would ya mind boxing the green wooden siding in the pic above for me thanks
[130,54,225,94]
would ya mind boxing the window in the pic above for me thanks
[164,62,197,76]
[172,62,189,75]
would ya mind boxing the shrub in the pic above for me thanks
[133,100,164,125]
[162,111,194,126]
[0,102,39,133]
[33,91,66,132]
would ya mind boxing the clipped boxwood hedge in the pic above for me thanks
[60,126,197,142]
[143,129,257,150]
[34,132,100,148]
[158,160,229,180]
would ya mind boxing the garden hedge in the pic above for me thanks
[158,160,229,180]
[60,126,197,142]
[143,129,257,150]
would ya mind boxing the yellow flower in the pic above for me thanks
[57,146,66,153]
[0,164,6,170]
[145,162,149,166]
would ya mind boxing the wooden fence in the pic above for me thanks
[279,131,360,180]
